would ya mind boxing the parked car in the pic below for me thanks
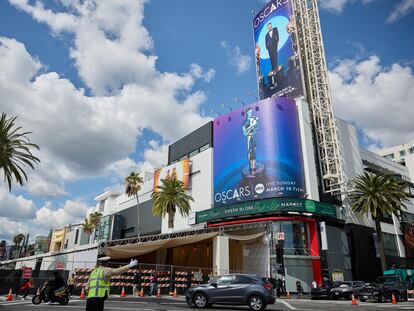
[330,281,365,299]
[359,281,408,303]
[186,274,276,311]
[311,281,343,300]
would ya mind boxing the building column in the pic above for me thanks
[213,235,229,275]
[308,220,322,285]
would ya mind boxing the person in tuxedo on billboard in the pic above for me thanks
[265,22,279,72]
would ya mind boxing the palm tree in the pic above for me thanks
[13,233,25,258]
[82,218,94,236]
[125,171,144,237]
[349,172,409,272]
[89,212,103,228]
[13,233,25,247]
[152,176,194,231]
[0,113,40,191]
[0,240,6,259]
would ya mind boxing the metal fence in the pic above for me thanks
[0,261,247,296]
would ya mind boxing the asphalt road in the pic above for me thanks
[0,296,413,311]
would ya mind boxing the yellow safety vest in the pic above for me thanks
[87,267,110,298]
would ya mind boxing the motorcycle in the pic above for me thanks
[32,284,70,305]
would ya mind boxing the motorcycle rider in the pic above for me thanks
[45,270,65,304]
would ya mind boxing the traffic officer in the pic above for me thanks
[85,256,138,311]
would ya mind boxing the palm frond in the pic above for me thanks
[0,113,40,191]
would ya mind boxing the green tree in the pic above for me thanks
[125,171,144,237]
[0,113,40,191]
[82,218,94,236]
[152,176,194,230]
[13,233,25,247]
[13,233,25,258]
[349,172,409,272]
[89,212,103,228]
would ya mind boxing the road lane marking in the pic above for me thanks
[280,300,297,310]
[0,301,31,306]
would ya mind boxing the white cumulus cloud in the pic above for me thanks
[329,55,414,148]
[387,0,414,23]
[1,0,214,198]
[220,41,252,75]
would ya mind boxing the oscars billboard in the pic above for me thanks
[253,0,304,99]
[213,97,306,207]
[153,158,190,192]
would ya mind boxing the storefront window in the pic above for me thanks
[270,221,310,256]
[383,232,399,257]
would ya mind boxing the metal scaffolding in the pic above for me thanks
[103,221,268,248]
[293,0,344,193]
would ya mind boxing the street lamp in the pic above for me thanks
[209,109,221,117]
[247,92,258,101]
[220,104,232,112]
[234,97,246,106]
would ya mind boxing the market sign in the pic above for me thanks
[196,198,337,224]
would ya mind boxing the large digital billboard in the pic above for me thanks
[213,97,306,207]
[253,0,304,99]
[153,158,190,192]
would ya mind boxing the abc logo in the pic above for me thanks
[255,183,265,194]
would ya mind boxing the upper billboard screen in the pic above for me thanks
[253,0,304,100]
[213,97,306,208]
[153,158,190,192]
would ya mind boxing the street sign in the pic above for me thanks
[276,232,285,241]
[22,266,32,279]
[193,272,203,281]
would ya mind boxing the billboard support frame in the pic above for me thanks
[293,0,345,194]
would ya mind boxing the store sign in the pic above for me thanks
[276,232,285,241]
[332,272,344,282]
[196,198,337,224]
[21,266,32,279]
[56,262,65,270]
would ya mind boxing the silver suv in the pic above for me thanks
[186,274,276,311]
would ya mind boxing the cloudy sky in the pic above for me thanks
[0,0,413,242]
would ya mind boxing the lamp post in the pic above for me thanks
[247,92,258,101]
[220,104,232,112]
[234,97,246,106]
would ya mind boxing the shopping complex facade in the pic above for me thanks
[1,0,414,293]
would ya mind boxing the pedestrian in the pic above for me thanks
[296,280,303,297]
[68,273,76,296]
[20,278,31,300]
[133,271,140,295]
[149,271,158,296]
[85,257,138,311]
[276,278,282,297]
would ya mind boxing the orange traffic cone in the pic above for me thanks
[120,287,126,298]
[156,287,161,298]
[287,291,291,299]
[6,288,13,301]
[173,288,177,297]
[351,294,358,305]
[392,293,397,304]
[139,288,144,297]
[80,287,85,299]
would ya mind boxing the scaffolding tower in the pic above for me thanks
[293,0,344,193]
